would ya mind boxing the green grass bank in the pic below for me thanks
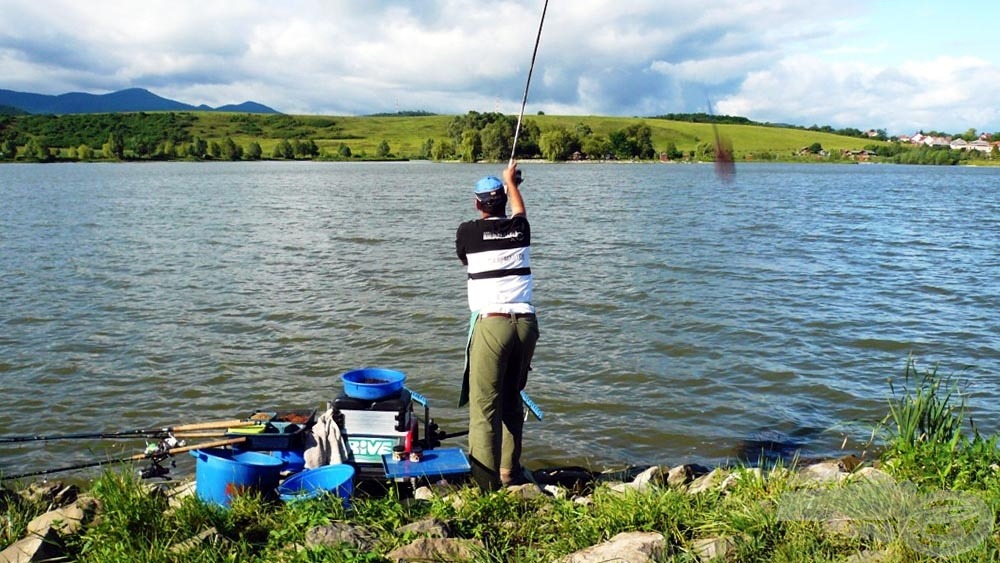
[3,357,1000,562]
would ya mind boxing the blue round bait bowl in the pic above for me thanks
[278,464,355,507]
[341,368,406,400]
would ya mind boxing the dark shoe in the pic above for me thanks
[501,467,534,487]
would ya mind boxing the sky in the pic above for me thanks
[2,0,998,136]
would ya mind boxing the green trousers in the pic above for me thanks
[467,314,539,490]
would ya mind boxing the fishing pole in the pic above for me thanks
[0,419,258,444]
[509,0,549,166]
[1,437,247,481]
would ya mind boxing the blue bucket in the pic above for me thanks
[278,464,355,507]
[189,448,285,507]
[341,367,406,400]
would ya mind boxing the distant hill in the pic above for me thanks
[0,88,280,115]
[1,104,28,116]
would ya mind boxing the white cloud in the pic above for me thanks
[717,54,1000,133]
[0,0,997,132]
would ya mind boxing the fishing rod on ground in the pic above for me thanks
[0,418,261,444]
[0,437,248,482]
[508,0,549,186]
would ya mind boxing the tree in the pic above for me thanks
[632,124,655,159]
[1,138,17,159]
[663,142,683,160]
[431,139,454,161]
[293,139,319,158]
[273,139,293,159]
[459,130,481,162]
[104,131,125,160]
[24,137,51,161]
[78,143,94,160]
[245,141,263,160]
[418,138,434,160]
[338,144,352,158]
[190,136,208,159]
[581,135,609,159]
[221,137,242,160]
[539,127,576,161]
[376,139,391,158]
[481,120,514,161]
[608,130,636,159]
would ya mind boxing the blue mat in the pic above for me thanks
[382,447,471,479]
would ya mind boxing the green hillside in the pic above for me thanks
[186,112,885,159]
[3,110,994,165]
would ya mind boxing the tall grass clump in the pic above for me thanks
[880,356,1000,491]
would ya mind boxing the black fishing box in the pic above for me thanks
[227,410,316,450]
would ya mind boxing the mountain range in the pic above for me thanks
[0,88,279,115]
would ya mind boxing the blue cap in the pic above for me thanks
[474,176,505,201]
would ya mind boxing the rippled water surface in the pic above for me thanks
[2,161,999,477]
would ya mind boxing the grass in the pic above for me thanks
[181,112,885,161]
[4,356,1000,561]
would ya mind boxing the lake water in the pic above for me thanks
[2,160,999,479]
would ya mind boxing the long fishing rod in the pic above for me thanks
[509,0,549,166]
[1,437,247,481]
[0,419,258,444]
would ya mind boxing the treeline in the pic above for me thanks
[862,142,999,165]
[417,111,663,162]
[0,113,329,162]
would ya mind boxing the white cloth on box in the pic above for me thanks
[303,407,346,469]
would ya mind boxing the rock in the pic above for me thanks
[690,536,735,562]
[719,468,762,494]
[305,522,376,551]
[0,526,64,563]
[688,468,727,494]
[555,531,667,563]
[170,527,223,555]
[543,484,568,499]
[385,537,484,562]
[164,480,197,509]
[19,481,78,508]
[503,482,545,499]
[799,461,847,485]
[26,495,99,537]
[667,464,710,488]
[631,466,666,488]
[396,518,450,539]
[412,482,462,501]
[849,467,894,484]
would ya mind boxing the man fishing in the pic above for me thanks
[456,161,539,490]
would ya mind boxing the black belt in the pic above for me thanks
[481,312,536,320]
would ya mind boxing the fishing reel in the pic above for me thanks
[137,435,185,480]
[139,458,174,480]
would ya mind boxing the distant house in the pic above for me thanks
[969,139,991,153]
[926,136,950,147]
[950,138,969,150]
[842,149,876,161]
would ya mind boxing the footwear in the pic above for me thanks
[500,467,534,487]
